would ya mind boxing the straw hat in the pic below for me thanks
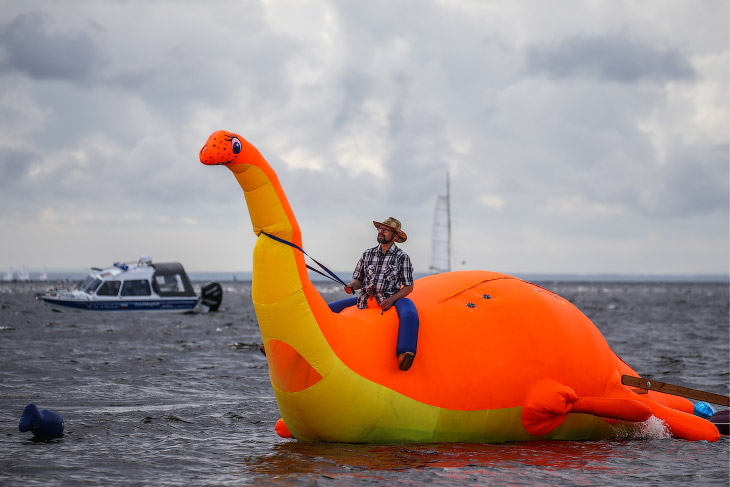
[373,217,407,243]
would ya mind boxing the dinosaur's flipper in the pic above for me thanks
[641,401,720,441]
[571,397,652,421]
[521,379,651,437]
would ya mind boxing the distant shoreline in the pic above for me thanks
[190,271,730,284]
[507,273,730,283]
[6,270,727,285]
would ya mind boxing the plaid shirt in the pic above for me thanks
[353,244,414,309]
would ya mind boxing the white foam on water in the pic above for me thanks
[634,415,673,440]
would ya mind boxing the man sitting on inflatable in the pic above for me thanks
[330,217,420,371]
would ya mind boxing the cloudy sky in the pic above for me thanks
[1,0,727,278]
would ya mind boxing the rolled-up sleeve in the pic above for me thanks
[399,254,414,287]
[353,255,365,282]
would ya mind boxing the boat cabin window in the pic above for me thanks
[120,279,151,297]
[150,263,195,297]
[154,274,186,293]
[96,280,121,296]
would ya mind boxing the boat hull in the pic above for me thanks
[41,296,199,312]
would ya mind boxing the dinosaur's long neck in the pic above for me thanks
[227,146,310,305]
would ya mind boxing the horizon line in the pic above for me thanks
[10,269,727,284]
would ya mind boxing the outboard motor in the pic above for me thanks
[200,282,223,312]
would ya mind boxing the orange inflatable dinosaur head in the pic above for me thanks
[199,130,259,174]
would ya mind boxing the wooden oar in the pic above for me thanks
[622,375,730,407]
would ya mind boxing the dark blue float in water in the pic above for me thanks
[19,404,64,440]
[709,409,729,435]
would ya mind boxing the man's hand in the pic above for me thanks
[380,284,413,312]
[345,280,361,295]
[380,297,395,311]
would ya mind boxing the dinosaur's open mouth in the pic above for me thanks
[266,340,323,393]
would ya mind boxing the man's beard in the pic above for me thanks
[377,234,395,244]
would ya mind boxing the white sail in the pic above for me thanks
[430,173,451,274]
[17,265,30,282]
[3,267,12,282]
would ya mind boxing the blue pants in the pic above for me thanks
[328,297,419,357]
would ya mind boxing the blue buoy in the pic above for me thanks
[18,404,64,440]
[693,401,715,419]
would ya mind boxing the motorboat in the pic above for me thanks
[39,256,222,312]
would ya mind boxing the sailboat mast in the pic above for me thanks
[446,171,451,272]
[430,170,452,274]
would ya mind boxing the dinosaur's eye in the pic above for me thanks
[231,137,242,154]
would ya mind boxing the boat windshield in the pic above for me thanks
[84,278,103,294]
[75,276,96,292]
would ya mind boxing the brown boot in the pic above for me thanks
[398,352,415,371]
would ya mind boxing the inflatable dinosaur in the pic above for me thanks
[199,130,719,443]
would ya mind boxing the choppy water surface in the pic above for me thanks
[1,280,728,486]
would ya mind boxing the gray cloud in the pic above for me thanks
[526,34,695,83]
[632,143,730,218]
[0,146,41,190]
[0,12,109,83]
